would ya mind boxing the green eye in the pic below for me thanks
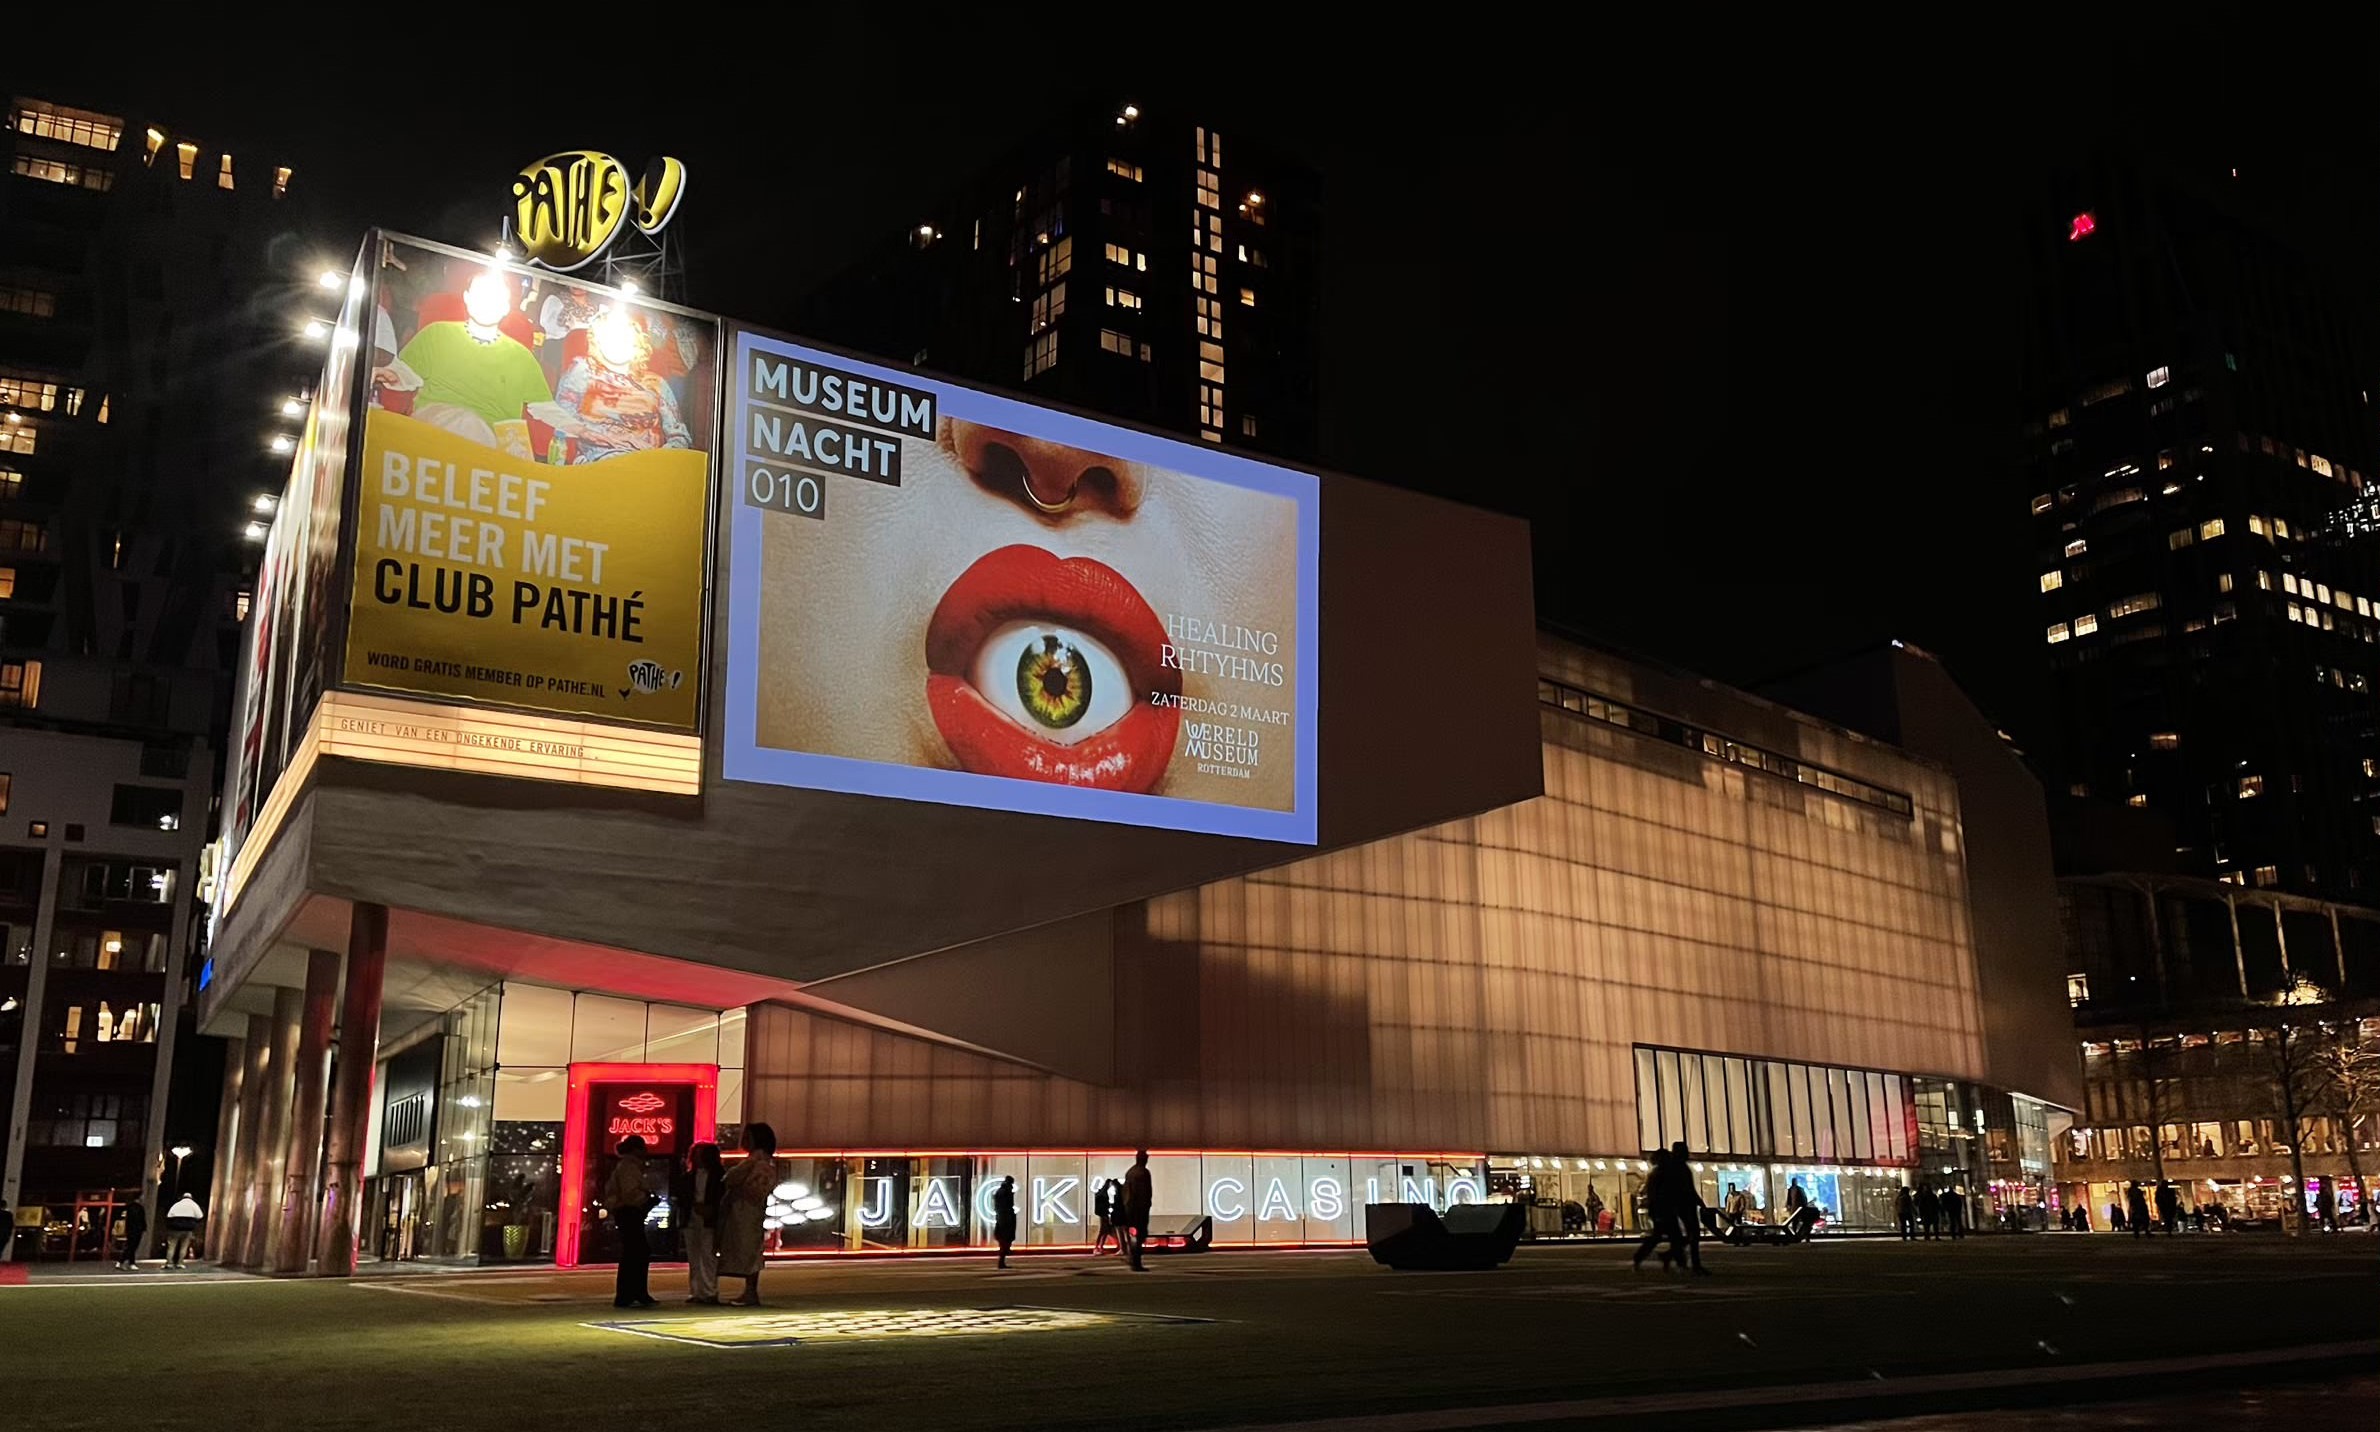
[1016,634,1091,729]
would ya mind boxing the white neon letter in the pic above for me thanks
[1445,1175,1483,1206]
[1207,1177,1247,1221]
[1257,1177,1297,1223]
[917,1176,961,1228]
[857,1176,894,1228]
[1400,1176,1439,1208]
[1033,1176,1081,1225]
[975,1180,1002,1227]
[1309,1177,1344,1220]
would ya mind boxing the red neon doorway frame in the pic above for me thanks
[556,1062,718,1269]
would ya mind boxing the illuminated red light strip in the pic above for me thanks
[556,1062,718,1270]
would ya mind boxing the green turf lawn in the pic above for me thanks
[1,1236,2370,1431]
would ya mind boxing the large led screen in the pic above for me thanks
[722,331,1318,842]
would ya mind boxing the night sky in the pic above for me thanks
[33,29,2380,751]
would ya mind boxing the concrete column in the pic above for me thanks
[204,1034,247,1232]
[0,845,64,1264]
[270,950,340,1274]
[221,1015,273,1265]
[315,903,388,1278]
[137,837,203,1253]
[237,986,304,1269]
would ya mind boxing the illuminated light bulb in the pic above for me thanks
[281,397,304,417]
[254,494,276,513]
[619,278,640,296]
[806,1208,834,1221]
[302,319,329,340]
[348,273,366,298]
[270,434,294,454]
[317,270,342,289]
[244,522,267,541]
[1122,105,1139,120]
[592,306,639,367]
[772,1182,799,1201]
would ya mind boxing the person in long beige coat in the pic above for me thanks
[718,1123,780,1307]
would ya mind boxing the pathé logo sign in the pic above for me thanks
[511,151,688,272]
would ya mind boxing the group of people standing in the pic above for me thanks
[602,1122,781,1310]
[1893,1181,1971,1240]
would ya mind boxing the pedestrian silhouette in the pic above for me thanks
[993,1176,1018,1268]
[1896,1184,1917,1241]
[1915,1181,1940,1240]
[2125,1180,2152,1239]
[1121,1151,1153,1271]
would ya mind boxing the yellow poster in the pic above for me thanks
[344,406,709,730]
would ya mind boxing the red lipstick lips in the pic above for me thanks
[925,544,1180,791]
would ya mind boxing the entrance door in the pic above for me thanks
[377,1172,422,1261]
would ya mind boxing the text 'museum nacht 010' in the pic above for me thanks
[188,230,2076,1275]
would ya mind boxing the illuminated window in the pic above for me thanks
[2318,582,2334,604]
[2149,732,2180,750]
[95,395,108,425]
[233,590,252,622]
[2364,758,2377,779]
[2073,613,2099,636]
[0,284,58,319]
[2065,538,2088,557]
[1195,294,1223,339]
[2079,376,2132,405]
[2146,365,2171,389]
[0,425,35,457]
[0,567,12,599]
[2218,573,2234,594]
[0,470,18,501]
[2109,593,2161,619]
[1097,329,1148,361]
[144,128,163,165]
[2248,514,2269,537]
[2040,570,2063,593]
[0,659,39,709]
[1101,241,1143,271]
[2311,453,2335,478]
[1022,330,1058,379]
[273,165,292,199]
[1106,158,1143,182]
[1196,169,1220,210]
[2275,517,2292,539]
[2127,793,2148,807]
[2168,528,2194,550]
[2066,974,2090,1006]
[2046,622,2071,645]
[12,154,112,192]
[2252,865,2279,886]
[217,154,234,191]
[2031,493,2054,515]
[1036,235,1073,285]
[2212,601,2238,624]
[174,141,197,180]
[2238,774,2264,799]
[1198,382,1223,433]
[1104,286,1141,311]
[10,101,122,152]
[2048,408,2071,429]
[2283,572,2300,596]
[1241,414,1258,437]
[1030,286,1065,333]
[2199,518,2225,539]
[0,374,59,411]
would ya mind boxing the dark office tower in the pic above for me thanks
[797,100,1320,462]
[1,95,313,1257]
[2018,159,2380,904]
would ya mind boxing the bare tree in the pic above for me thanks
[2261,975,2332,1235]
[2314,1016,2379,1225]
[2112,1030,2181,1187]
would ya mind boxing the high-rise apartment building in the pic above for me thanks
[797,99,1320,462]
[2019,158,2380,905]
[1,94,311,1258]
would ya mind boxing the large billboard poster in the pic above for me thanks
[722,331,1319,842]
[344,237,716,731]
[226,254,367,858]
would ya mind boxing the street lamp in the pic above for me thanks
[168,1145,193,1192]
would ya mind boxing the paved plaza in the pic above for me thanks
[1,1235,2371,1430]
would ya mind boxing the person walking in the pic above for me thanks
[1092,1178,1118,1255]
[678,1141,725,1305]
[993,1176,1019,1268]
[1630,1147,1675,1270]
[1941,1184,1967,1240]
[163,1193,204,1268]
[114,1196,148,1270]
[2075,1202,2091,1233]
[1584,1183,1606,1234]
[719,1123,781,1307]
[1895,1184,1917,1241]
[1915,1181,1940,1240]
[604,1135,659,1309]
[2153,1179,2180,1235]
[2125,1180,2152,1238]
[2108,1200,2124,1233]
[1121,1150,1153,1271]
[2315,1182,2339,1234]
[1670,1142,1710,1273]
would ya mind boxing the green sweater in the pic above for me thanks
[396,321,552,427]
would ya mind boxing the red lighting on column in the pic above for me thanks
[2068,211,2097,242]
[556,1062,717,1269]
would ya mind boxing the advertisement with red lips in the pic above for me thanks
[721,329,1318,843]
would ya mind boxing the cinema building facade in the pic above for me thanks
[196,231,2079,1272]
